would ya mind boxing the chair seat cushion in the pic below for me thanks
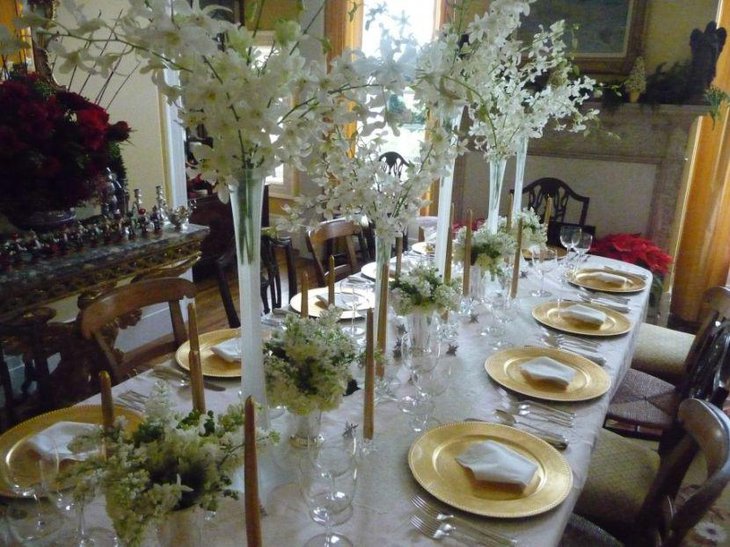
[607,369,680,430]
[631,322,694,386]
[575,428,660,528]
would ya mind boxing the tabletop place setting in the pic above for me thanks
[0,0,669,544]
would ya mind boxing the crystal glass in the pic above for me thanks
[298,438,358,547]
[480,291,516,350]
[2,439,63,542]
[338,276,372,341]
[574,232,594,263]
[559,225,582,263]
[530,247,558,297]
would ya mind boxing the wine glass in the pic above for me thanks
[574,232,594,264]
[3,438,63,542]
[338,277,371,340]
[559,226,582,263]
[298,439,358,547]
[480,291,516,350]
[530,247,558,297]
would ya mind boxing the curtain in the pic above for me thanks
[671,0,730,323]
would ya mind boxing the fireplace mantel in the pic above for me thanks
[527,103,708,250]
[452,102,708,253]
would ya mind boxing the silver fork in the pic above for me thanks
[577,286,630,304]
[411,495,516,545]
[411,514,506,545]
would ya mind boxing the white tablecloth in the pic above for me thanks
[2,255,651,546]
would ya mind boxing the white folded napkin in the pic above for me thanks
[316,293,362,309]
[211,338,241,362]
[585,271,627,286]
[456,440,538,487]
[561,304,606,327]
[26,421,100,462]
[520,357,576,387]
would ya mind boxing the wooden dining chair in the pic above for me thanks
[78,277,196,384]
[568,398,730,546]
[513,177,590,225]
[305,218,369,286]
[604,286,730,445]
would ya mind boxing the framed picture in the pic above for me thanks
[520,0,648,75]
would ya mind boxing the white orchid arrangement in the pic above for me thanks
[63,383,274,547]
[499,207,547,249]
[264,307,359,416]
[412,0,599,162]
[284,10,453,250]
[390,263,461,315]
[454,224,516,278]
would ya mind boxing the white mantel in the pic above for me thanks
[452,103,708,253]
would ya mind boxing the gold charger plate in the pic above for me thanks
[289,287,375,319]
[0,405,142,498]
[484,346,611,402]
[176,328,242,378]
[408,421,572,518]
[569,267,646,293]
[532,300,632,337]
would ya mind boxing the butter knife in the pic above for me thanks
[152,365,227,391]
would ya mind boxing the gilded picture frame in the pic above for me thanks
[520,0,648,75]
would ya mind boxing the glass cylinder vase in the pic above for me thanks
[405,310,438,357]
[288,410,323,448]
[512,136,529,221]
[374,234,395,372]
[227,168,269,428]
[485,157,507,234]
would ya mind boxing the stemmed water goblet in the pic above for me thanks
[298,437,358,547]
[559,225,582,264]
[2,437,63,542]
[530,246,558,297]
[574,232,594,264]
[338,277,372,341]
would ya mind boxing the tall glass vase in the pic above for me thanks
[486,157,507,234]
[512,137,529,221]
[374,234,395,393]
[227,169,270,429]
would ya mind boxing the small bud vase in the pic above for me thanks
[156,505,204,547]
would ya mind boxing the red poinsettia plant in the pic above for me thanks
[590,233,672,276]
[0,70,130,215]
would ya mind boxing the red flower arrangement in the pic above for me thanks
[590,233,672,276]
[0,70,130,215]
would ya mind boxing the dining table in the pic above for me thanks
[0,253,652,546]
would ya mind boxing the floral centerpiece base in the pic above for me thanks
[289,411,323,448]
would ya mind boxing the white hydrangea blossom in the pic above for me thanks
[390,263,460,315]
[454,225,516,277]
[498,208,547,249]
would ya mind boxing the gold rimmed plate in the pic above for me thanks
[532,300,632,337]
[289,287,375,319]
[522,245,568,260]
[484,346,611,402]
[569,267,646,293]
[0,405,142,498]
[361,257,418,281]
[408,421,572,518]
[176,328,243,378]
[411,241,435,256]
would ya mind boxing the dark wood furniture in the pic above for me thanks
[306,219,369,286]
[0,224,208,320]
[78,277,196,384]
[514,177,591,225]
